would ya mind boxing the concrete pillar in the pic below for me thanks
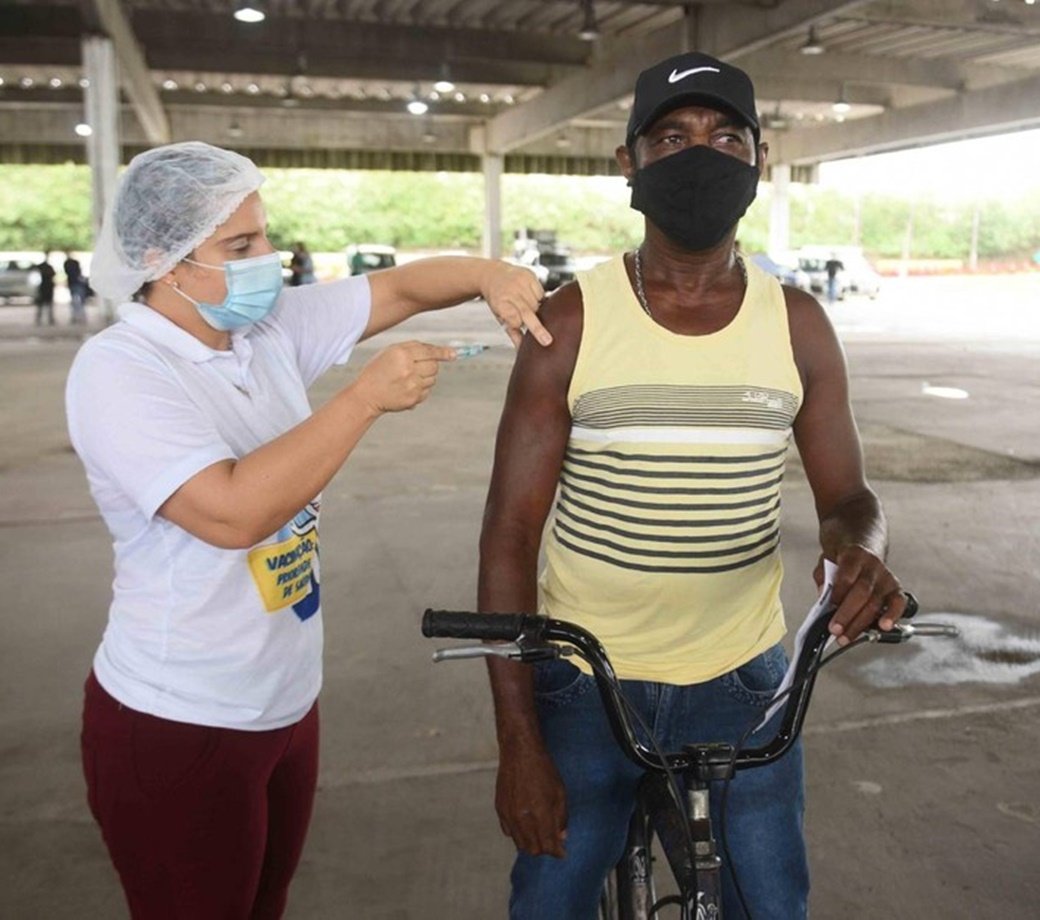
[482,153,503,260]
[768,162,791,256]
[82,35,121,321]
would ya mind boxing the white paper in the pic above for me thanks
[756,559,838,732]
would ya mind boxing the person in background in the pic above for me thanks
[289,241,317,285]
[64,251,88,324]
[477,52,907,919]
[67,141,547,920]
[34,251,56,326]
[825,251,845,305]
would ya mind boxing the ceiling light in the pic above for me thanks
[233,2,266,23]
[49,77,63,88]
[800,26,825,55]
[453,91,466,102]
[221,82,234,94]
[78,77,90,88]
[0,78,5,87]
[281,85,299,107]
[194,81,207,93]
[162,78,178,90]
[74,122,93,137]
[20,77,35,88]
[832,84,851,114]
[407,85,429,115]
[247,82,260,94]
[763,104,789,131]
[578,0,600,41]
[479,93,490,103]
[433,63,454,94]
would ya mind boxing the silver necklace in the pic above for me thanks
[632,248,747,318]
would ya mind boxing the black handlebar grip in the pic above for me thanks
[422,610,533,641]
[902,591,919,620]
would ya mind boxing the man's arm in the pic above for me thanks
[478,281,583,858]
[787,287,908,644]
[364,256,551,347]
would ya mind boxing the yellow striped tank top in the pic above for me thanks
[540,253,804,684]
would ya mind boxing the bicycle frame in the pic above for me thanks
[422,596,954,919]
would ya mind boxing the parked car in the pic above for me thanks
[0,254,42,304]
[346,243,397,275]
[513,228,577,291]
[749,252,812,292]
[841,254,882,298]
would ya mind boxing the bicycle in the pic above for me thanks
[421,596,959,919]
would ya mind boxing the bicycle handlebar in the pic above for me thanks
[422,610,540,642]
[422,592,945,775]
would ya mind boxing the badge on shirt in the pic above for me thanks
[248,502,321,620]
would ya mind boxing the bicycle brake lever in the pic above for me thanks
[432,644,522,662]
[864,624,914,644]
[432,641,569,663]
[864,621,960,644]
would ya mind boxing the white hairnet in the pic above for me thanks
[90,141,265,301]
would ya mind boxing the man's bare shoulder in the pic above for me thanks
[780,284,846,388]
[517,279,584,370]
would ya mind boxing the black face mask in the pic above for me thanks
[630,145,759,252]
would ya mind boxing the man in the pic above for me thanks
[289,241,316,286]
[34,252,56,326]
[477,51,907,919]
[825,251,845,304]
[64,251,87,324]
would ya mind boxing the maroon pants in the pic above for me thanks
[81,672,319,920]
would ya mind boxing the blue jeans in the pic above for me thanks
[509,644,808,920]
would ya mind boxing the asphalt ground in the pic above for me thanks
[1,274,1039,919]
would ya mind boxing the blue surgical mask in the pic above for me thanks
[174,251,284,331]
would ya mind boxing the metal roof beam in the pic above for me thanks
[130,10,589,81]
[481,0,873,153]
[742,49,1021,94]
[769,71,1040,163]
[91,0,170,144]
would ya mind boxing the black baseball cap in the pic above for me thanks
[625,51,760,147]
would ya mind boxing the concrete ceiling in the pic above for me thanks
[2,0,1040,173]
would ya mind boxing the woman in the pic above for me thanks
[66,141,547,919]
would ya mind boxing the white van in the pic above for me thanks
[797,245,881,299]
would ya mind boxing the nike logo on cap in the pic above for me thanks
[667,66,720,83]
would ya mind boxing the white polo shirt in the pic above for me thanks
[66,277,371,730]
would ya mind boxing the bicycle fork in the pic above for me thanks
[620,772,724,920]
[687,783,723,920]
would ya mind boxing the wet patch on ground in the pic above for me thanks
[787,423,1040,482]
[858,613,1040,687]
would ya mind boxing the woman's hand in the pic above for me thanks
[481,262,551,348]
[354,341,457,415]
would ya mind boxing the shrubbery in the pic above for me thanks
[1,164,1037,261]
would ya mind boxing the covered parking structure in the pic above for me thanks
[2,0,1040,261]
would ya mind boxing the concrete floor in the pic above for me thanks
[1,275,1039,919]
